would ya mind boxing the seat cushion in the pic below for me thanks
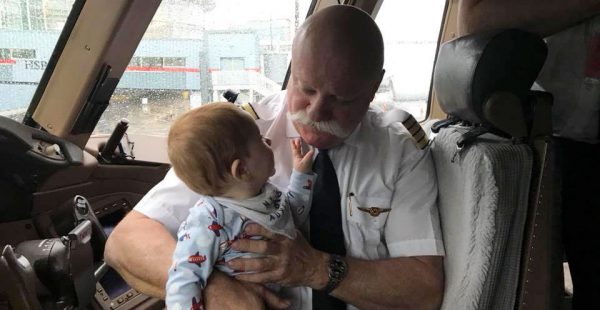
[431,126,533,310]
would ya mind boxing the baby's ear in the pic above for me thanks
[230,159,249,181]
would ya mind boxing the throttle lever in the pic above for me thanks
[0,245,43,310]
[73,195,106,262]
[7,220,94,309]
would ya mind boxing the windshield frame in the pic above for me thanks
[20,0,86,128]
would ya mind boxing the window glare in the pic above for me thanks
[373,1,446,120]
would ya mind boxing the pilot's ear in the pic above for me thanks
[379,69,386,83]
[368,69,386,102]
[230,159,248,181]
[374,69,385,90]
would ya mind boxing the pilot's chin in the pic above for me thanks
[299,127,331,147]
[307,134,343,149]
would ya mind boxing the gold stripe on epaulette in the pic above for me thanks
[416,134,429,149]
[401,115,429,149]
[240,102,259,120]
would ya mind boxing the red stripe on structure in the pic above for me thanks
[126,66,200,73]
[207,68,261,72]
[0,59,16,64]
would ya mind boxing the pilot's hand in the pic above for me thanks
[291,138,314,174]
[228,223,329,289]
[204,269,290,309]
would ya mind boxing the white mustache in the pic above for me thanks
[288,110,351,138]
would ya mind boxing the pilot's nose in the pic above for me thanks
[306,94,331,122]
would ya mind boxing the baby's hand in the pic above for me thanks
[291,138,314,174]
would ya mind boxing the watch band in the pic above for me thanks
[322,254,348,294]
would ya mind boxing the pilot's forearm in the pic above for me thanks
[330,256,444,309]
[458,0,600,37]
[112,263,166,298]
[104,210,174,298]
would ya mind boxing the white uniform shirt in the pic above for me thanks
[135,91,444,309]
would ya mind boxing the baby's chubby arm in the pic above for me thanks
[290,138,314,174]
[165,200,222,310]
[287,138,316,226]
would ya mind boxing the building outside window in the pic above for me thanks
[220,57,245,71]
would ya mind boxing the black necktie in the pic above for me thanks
[310,149,346,309]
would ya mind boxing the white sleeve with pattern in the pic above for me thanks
[165,199,223,310]
[286,169,315,226]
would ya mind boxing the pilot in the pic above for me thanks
[105,5,445,309]
[458,1,600,308]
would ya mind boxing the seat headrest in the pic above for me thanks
[433,29,547,126]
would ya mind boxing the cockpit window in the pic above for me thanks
[0,0,75,122]
[95,0,312,136]
[373,1,446,120]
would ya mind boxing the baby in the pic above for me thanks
[165,102,315,310]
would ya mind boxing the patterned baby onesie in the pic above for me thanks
[165,170,314,310]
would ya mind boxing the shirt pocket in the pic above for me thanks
[345,194,392,259]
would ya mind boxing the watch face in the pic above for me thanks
[332,258,346,275]
[325,254,348,293]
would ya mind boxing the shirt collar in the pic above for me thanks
[342,122,362,147]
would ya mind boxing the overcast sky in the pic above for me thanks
[376,0,446,42]
[201,0,445,43]
[203,0,312,29]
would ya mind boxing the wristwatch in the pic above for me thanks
[322,254,348,294]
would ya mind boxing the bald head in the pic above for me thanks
[293,5,384,80]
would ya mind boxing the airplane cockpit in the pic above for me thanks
[1,0,596,309]
[0,115,148,308]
